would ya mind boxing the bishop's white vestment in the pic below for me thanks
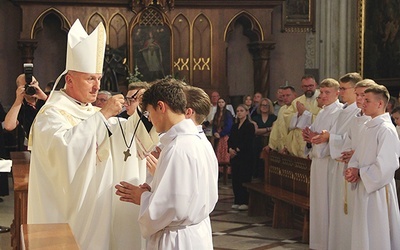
[28,90,114,249]
[27,90,158,250]
[308,100,342,250]
[326,102,359,250]
[348,113,400,250]
[138,119,218,249]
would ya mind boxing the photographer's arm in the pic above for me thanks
[4,85,25,131]
[31,80,48,101]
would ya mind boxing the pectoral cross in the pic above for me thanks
[123,149,131,161]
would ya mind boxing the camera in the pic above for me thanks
[23,63,36,96]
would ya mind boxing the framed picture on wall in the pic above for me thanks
[358,0,400,96]
[132,25,171,82]
[282,0,315,33]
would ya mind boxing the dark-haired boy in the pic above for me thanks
[115,79,218,249]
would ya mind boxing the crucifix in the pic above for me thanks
[123,149,132,162]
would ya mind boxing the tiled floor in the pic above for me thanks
[0,177,309,250]
[212,181,308,250]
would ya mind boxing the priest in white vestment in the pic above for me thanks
[109,83,159,250]
[115,80,218,249]
[286,75,320,157]
[267,86,296,152]
[345,85,400,250]
[302,78,342,250]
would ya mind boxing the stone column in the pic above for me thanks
[247,42,275,97]
[313,0,357,80]
[17,39,38,64]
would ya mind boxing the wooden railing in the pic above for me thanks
[21,223,79,249]
[10,151,30,250]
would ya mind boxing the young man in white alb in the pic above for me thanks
[345,85,400,250]
[302,78,342,250]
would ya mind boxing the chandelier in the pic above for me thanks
[132,0,175,11]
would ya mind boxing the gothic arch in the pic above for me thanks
[172,13,190,80]
[109,13,128,49]
[87,13,107,35]
[224,11,264,42]
[31,8,70,39]
[192,13,212,87]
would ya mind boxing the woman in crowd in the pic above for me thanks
[243,95,253,111]
[252,98,277,179]
[228,104,255,211]
[212,98,234,165]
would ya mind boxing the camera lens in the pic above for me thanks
[25,84,36,96]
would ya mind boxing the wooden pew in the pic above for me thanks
[21,223,79,250]
[10,151,30,250]
[243,151,311,243]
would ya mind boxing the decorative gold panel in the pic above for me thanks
[172,14,190,81]
[192,13,211,87]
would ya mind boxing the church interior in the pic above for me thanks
[1,0,400,249]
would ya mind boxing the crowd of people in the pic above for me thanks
[1,18,400,250]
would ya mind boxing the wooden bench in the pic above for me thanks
[243,150,311,243]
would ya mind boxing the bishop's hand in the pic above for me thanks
[100,94,125,119]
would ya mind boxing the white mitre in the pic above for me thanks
[66,19,106,74]
[50,19,106,95]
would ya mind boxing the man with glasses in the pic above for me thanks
[93,90,112,108]
[285,75,321,158]
[109,81,158,249]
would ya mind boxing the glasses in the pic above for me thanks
[96,98,108,103]
[339,87,354,91]
[302,84,315,89]
[125,89,141,105]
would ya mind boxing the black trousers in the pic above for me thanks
[0,173,9,196]
[231,157,252,205]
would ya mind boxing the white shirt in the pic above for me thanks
[138,119,218,249]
